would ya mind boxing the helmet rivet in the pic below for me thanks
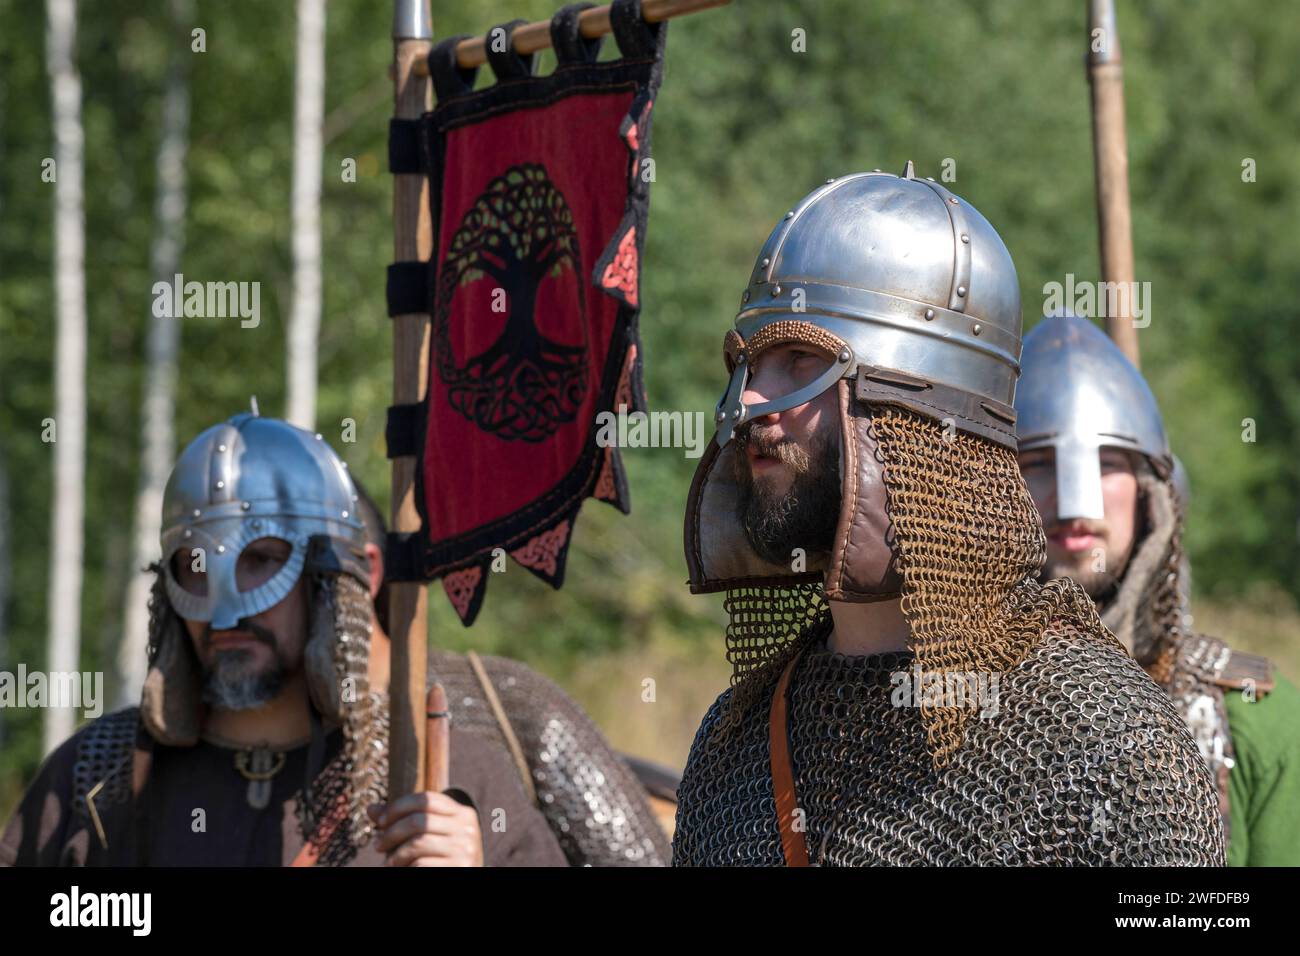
[183,530,192,538]
[956,286,967,297]
[972,323,983,336]
[731,409,740,419]
[771,284,782,296]
[192,509,201,518]
[241,501,251,511]
[742,290,750,303]
[217,443,227,453]
[872,168,881,172]
[825,178,835,184]
[314,433,323,440]
[960,234,970,243]
[737,352,746,364]
[342,510,349,519]
[215,480,225,490]
[760,257,770,268]
[949,197,958,205]
[838,349,850,362]
[924,309,935,320]
[716,411,726,422]
[217,545,226,554]
[785,211,794,219]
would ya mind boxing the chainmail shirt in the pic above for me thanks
[674,620,1225,866]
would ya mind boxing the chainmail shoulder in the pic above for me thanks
[674,623,1225,866]
[430,649,670,866]
[71,707,141,827]
[1102,470,1245,839]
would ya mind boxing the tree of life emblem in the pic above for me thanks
[434,163,590,442]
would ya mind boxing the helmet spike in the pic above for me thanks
[901,160,916,180]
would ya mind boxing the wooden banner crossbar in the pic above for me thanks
[406,0,728,74]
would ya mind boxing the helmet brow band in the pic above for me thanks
[744,319,848,360]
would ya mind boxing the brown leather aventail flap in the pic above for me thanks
[770,651,809,867]
[466,650,538,806]
[1214,648,1275,695]
[683,433,824,594]
[854,365,1019,451]
[824,378,903,601]
[140,619,203,747]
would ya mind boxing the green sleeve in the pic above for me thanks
[1223,669,1300,866]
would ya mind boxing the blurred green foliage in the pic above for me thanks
[1,0,1297,808]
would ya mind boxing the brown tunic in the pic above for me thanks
[0,707,566,867]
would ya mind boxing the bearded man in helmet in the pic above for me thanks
[1015,311,1300,867]
[672,166,1225,866]
[1,412,564,866]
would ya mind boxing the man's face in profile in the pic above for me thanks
[732,343,842,567]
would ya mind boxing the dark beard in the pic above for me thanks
[733,418,842,567]
[200,621,287,711]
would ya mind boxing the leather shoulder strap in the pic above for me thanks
[466,650,539,807]
[769,651,809,867]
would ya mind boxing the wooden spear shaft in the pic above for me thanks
[1086,0,1141,367]
[389,0,433,801]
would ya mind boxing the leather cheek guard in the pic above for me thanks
[141,607,204,746]
[682,433,825,594]
[823,378,902,600]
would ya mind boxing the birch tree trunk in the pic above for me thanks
[44,0,87,754]
[0,32,9,751]
[0,453,11,749]
[286,0,326,429]
[117,0,193,708]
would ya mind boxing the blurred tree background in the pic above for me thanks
[2,0,1297,815]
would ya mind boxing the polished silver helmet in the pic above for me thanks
[1015,311,1171,521]
[715,163,1023,448]
[160,412,368,629]
[687,165,1027,600]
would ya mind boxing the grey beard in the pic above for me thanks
[201,650,285,711]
